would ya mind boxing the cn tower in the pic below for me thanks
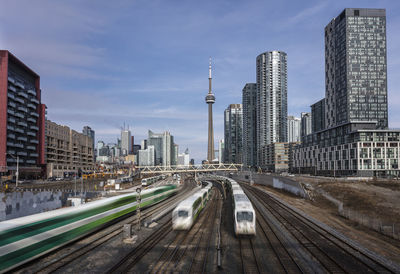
[205,58,215,163]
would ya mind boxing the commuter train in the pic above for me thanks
[225,177,256,236]
[141,174,167,186]
[172,183,212,230]
[0,185,178,273]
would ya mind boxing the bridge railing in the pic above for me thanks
[136,163,242,174]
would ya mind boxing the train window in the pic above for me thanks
[237,211,253,222]
[178,210,188,218]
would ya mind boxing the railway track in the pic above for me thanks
[239,237,261,274]
[242,183,399,273]
[150,190,219,273]
[19,182,194,274]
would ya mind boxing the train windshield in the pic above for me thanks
[237,211,253,222]
[178,210,189,218]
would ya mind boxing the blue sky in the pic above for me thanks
[1,0,400,163]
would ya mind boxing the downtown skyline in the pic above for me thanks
[1,0,400,163]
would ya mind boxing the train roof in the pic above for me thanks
[175,192,202,209]
[233,193,250,203]
[234,200,254,212]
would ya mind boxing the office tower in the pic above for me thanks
[256,51,288,166]
[138,145,155,166]
[178,148,190,166]
[82,126,95,159]
[242,83,257,167]
[325,8,387,129]
[311,99,326,133]
[205,58,215,162]
[131,136,134,154]
[224,104,243,164]
[147,130,175,166]
[0,50,46,178]
[148,130,163,165]
[287,115,301,142]
[121,128,131,156]
[300,112,312,138]
[141,140,147,150]
[218,139,224,164]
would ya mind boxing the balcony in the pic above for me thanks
[8,101,16,108]
[7,158,16,163]
[8,76,15,83]
[15,112,24,119]
[30,139,39,144]
[7,133,15,139]
[8,85,17,92]
[15,97,24,104]
[7,93,15,100]
[17,106,28,113]
[26,160,36,164]
[17,151,27,156]
[30,125,39,131]
[17,91,28,99]
[27,89,36,96]
[30,153,38,157]
[27,103,36,110]
[7,109,15,115]
[27,117,36,123]
[14,128,24,134]
[6,142,14,146]
[15,82,25,89]
[17,136,27,142]
[27,131,36,137]
[7,150,16,155]
[6,125,14,131]
[7,117,16,124]
[31,112,39,118]
[14,143,23,148]
[27,145,36,150]
[17,121,28,127]
[31,97,39,104]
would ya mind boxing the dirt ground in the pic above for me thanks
[255,177,400,265]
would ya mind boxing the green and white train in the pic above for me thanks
[172,182,212,230]
[0,185,178,273]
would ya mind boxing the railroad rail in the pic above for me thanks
[241,183,400,273]
[18,182,194,273]
[150,190,219,273]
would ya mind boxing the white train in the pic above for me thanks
[141,174,167,186]
[172,183,212,230]
[226,177,256,236]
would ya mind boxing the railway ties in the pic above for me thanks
[241,183,398,274]
[239,237,261,274]
[150,190,219,273]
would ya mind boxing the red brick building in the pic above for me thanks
[0,50,45,178]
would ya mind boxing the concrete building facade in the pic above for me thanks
[45,120,94,178]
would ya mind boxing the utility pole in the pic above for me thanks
[136,187,142,231]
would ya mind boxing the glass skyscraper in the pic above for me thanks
[224,104,243,164]
[242,83,257,167]
[325,8,388,129]
[256,51,288,167]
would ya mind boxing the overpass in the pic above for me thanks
[135,163,242,175]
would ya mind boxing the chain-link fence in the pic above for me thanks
[339,208,400,240]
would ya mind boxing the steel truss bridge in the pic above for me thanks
[136,163,242,175]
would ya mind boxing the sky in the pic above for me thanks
[1,0,400,163]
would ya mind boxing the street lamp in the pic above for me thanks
[6,153,19,187]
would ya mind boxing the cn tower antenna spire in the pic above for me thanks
[209,57,212,80]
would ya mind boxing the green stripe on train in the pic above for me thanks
[0,185,176,247]
[0,190,176,272]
